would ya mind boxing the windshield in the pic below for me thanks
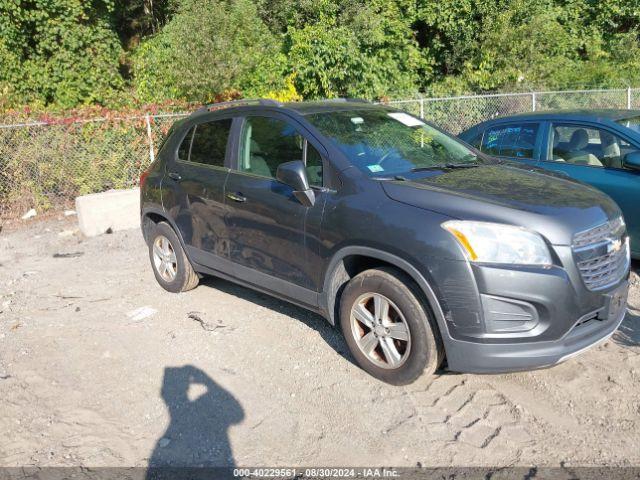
[306,108,480,176]
[616,116,640,134]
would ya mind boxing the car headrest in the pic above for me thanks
[569,129,589,150]
[250,139,263,155]
[600,131,620,158]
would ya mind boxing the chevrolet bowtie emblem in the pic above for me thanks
[607,238,622,254]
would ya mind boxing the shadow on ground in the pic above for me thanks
[201,276,354,364]
[615,309,640,348]
[613,259,640,348]
[199,277,457,377]
[146,365,243,477]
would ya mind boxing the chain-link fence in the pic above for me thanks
[1,87,639,220]
[387,88,640,134]
[0,113,188,219]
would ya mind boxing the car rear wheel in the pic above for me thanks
[148,222,199,293]
[339,267,443,385]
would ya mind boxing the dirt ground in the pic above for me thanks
[1,216,639,468]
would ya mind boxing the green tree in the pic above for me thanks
[413,0,519,88]
[286,0,425,99]
[113,0,179,48]
[416,0,640,94]
[132,0,288,103]
[0,0,124,108]
[3,0,640,109]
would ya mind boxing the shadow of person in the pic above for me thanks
[146,365,244,479]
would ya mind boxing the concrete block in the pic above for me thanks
[75,188,140,237]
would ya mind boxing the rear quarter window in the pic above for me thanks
[178,127,194,161]
[189,119,233,167]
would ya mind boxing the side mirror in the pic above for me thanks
[276,160,315,207]
[624,151,640,170]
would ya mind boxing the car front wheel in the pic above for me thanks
[339,267,443,385]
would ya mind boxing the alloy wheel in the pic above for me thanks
[350,292,412,369]
[152,235,178,282]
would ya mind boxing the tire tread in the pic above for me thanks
[339,266,443,385]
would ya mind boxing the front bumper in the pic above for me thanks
[434,250,630,373]
[444,288,627,373]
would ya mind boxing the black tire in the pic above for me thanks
[148,222,199,293]
[339,267,443,385]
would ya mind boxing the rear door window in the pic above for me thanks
[178,127,194,161]
[481,123,540,159]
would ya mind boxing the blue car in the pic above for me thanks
[460,110,640,258]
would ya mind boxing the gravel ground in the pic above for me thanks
[0,216,639,468]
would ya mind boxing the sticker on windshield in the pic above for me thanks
[367,164,384,173]
[387,112,425,127]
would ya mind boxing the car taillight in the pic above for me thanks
[140,169,150,188]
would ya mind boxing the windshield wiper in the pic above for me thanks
[410,162,481,172]
[370,175,410,182]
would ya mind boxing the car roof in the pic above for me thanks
[486,109,640,123]
[188,98,386,120]
[281,100,383,115]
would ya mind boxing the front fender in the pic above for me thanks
[319,246,449,338]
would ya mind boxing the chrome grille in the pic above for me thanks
[573,216,625,248]
[573,217,630,291]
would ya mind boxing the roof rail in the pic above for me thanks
[196,98,282,113]
[323,98,371,103]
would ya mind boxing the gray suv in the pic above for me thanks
[140,99,630,385]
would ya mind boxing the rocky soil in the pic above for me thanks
[0,217,639,468]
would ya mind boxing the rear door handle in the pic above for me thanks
[226,192,247,203]
[168,172,182,181]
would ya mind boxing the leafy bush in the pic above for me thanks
[2,0,640,107]
[132,0,289,103]
[0,0,124,109]
[286,0,424,99]
[422,0,640,95]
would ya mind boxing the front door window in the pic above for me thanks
[239,116,323,185]
[550,124,638,169]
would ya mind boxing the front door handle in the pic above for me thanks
[168,172,182,181]
[226,192,247,203]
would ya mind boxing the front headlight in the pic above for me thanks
[442,220,552,266]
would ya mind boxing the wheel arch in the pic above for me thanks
[320,247,448,341]
[141,207,190,257]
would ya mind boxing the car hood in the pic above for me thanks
[380,163,622,245]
